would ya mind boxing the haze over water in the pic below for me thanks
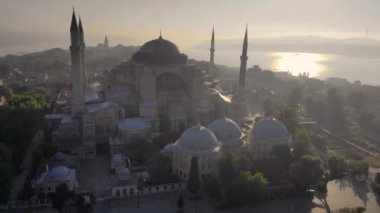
[188,48,380,85]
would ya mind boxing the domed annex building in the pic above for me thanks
[167,125,222,180]
[34,166,78,194]
[248,117,292,160]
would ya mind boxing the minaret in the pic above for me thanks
[104,36,109,48]
[238,25,248,98]
[70,10,84,116]
[78,17,88,87]
[210,26,215,65]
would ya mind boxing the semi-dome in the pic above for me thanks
[139,36,180,55]
[174,125,220,152]
[132,36,187,65]
[250,117,289,141]
[208,117,241,141]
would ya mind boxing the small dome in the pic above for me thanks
[250,117,289,141]
[208,117,241,141]
[117,167,131,176]
[111,154,126,166]
[139,36,180,55]
[117,118,151,131]
[174,125,220,152]
[163,143,174,153]
[47,166,72,181]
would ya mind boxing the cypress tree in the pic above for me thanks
[187,156,200,194]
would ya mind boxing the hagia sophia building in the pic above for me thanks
[38,10,291,195]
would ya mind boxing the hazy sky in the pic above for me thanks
[1,0,380,54]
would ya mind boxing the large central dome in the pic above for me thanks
[132,36,187,65]
[139,36,180,55]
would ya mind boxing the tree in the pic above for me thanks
[0,144,12,204]
[292,128,312,159]
[289,155,324,188]
[226,171,268,206]
[326,88,346,130]
[305,98,327,124]
[76,195,92,213]
[238,156,251,172]
[203,176,221,202]
[0,63,9,77]
[187,156,200,194]
[51,183,69,213]
[270,144,292,166]
[328,153,348,179]
[146,151,176,184]
[274,108,298,135]
[334,207,366,213]
[350,161,369,176]
[311,133,327,152]
[0,85,14,100]
[218,153,239,186]
[263,98,274,117]
[375,173,380,184]
[347,90,366,112]
[287,86,302,109]
[176,194,185,213]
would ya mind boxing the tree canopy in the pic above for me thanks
[225,171,268,206]
[274,108,299,135]
[187,156,200,194]
[0,85,14,100]
[218,153,239,186]
[0,144,12,204]
[289,155,324,188]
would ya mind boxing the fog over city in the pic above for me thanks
[1,1,380,213]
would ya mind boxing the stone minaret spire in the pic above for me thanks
[210,26,215,65]
[70,9,84,116]
[238,25,248,98]
[78,17,88,87]
[104,36,109,48]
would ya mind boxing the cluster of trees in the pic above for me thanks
[285,82,368,133]
[327,153,369,179]
[184,138,325,208]
[146,151,178,184]
[0,85,51,204]
[358,112,380,135]
[334,207,366,213]
[215,153,268,207]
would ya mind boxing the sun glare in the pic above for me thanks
[273,52,327,77]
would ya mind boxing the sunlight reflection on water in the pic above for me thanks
[272,52,327,77]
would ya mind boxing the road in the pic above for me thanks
[320,128,379,158]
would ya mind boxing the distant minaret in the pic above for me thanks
[78,17,88,87]
[70,10,84,116]
[238,25,248,98]
[210,26,215,65]
[104,36,109,48]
